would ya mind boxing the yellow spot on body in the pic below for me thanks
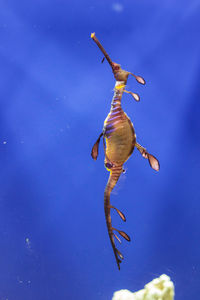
[105,165,111,172]
[91,32,95,38]
[115,84,125,90]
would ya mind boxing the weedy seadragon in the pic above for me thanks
[91,33,160,270]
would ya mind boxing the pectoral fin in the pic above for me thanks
[91,133,103,160]
[136,142,160,171]
[147,153,160,171]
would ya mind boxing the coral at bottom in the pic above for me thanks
[112,274,174,300]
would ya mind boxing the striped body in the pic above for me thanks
[104,82,136,166]
[103,81,135,269]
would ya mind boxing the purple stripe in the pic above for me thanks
[108,115,121,122]
[112,105,120,109]
[105,128,115,134]
[110,109,121,115]
[106,123,114,129]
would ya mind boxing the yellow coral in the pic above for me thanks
[112,274,174,300]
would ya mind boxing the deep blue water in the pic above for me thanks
[0,1,200,299]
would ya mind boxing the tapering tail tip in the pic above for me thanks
[117,262,120,270]
[91,32,95,39]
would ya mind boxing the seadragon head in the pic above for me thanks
[91,32,146,99]
[111,62,130,83]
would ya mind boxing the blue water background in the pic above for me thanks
[0,1,200,299]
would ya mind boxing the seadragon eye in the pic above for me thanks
[105,162,113,169]
[112,62,120,71]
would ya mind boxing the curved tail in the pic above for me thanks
[104,167,130,270]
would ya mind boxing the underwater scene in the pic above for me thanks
[0,1,200,299]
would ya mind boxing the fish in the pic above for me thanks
[91,33,160,270]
